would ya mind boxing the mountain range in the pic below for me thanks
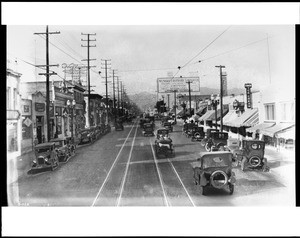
[128,87,247,111]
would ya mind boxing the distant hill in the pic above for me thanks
[128,87,246,111]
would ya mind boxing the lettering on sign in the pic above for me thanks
[35,103,45,112]
[244,83,252,109]
[157,77,200,93]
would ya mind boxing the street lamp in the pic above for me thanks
[210,94,219,129]
[67,99,76,138]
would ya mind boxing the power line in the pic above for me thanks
[180,26,231,69]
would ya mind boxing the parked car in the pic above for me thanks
[191,151,236,195]
[232,139,269,172]
[142,122,155,136]
[163,121,173,132]
[115,119,124,131]
[204,131,228,152]
[183,123,197,137]
[191,126,205,142]
[200,128,219,146]
[50,138,70,163]
[154,128,175,158]
[31,142,59,171]
[78,128,94,144]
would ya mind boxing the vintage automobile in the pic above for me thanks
[115,119,124,131]
[50,138,70,163]
[78,128,94,144]
[204,131,228,152]
[163,121,173,132]
[191,151,236,195]
[142,122,154,136]
[183,123,197,137]
[200,128,219,146]
[32,142,59,171]
[191,126,205,142]
[139,118,146,128]
[154,128,175,157]
[89,126,100,141]
[231,139,269,172]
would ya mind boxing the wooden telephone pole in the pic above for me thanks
[101,59,112,124]
[81,33,96,127]
[215,65,225,132]
[34,25,60,142]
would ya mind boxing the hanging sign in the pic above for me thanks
[244,83,252,109]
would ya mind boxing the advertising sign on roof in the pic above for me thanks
[157,77,200,93]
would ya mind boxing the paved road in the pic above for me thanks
[10,119,295,206]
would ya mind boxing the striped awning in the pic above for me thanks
[260,123,295,138]
[209,108,229,122]
[196,106,207,116]
[277,126,295,140]
[246,122,276,133]
[222,110,238,125]
[199,110,215,121]
[226,108,258,128]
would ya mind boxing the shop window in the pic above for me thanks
[280,101,295,122]
[264,103,275,121]
[22,116,32,139]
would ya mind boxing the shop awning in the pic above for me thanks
[260,123,295,138]
[277,126,295,140]
[222,110,238,125]
[196,106,207,116]
[246,122,275,133]
[226,108,258,128]
[208,108,229,122]
[199,110,215,121]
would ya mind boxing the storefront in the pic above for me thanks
[21,99,33,153]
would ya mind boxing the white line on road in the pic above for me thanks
[91,121,136,207]
[167,158,196,207]
[116,122,139,206]
[150,139,170,206]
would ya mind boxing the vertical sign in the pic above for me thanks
[244,83,252,109]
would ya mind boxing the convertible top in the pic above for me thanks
[35,142,55,148]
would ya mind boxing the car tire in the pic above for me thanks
[241,157,247,171]
[228,183,234,195]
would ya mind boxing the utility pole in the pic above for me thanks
[34,25,60,142]
[215,65,225,132]
[173,90,177,124]
[101,59,112,124]
[167,94,170,112]
[81,33,96,128]
[112,69,117,123]
[186,80,192,116]
[120,81,123,116]
[117,76,120,117]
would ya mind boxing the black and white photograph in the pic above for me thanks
[2,2,299,237]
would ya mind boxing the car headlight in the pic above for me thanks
[32,159,37,164]
[44,157,48,162]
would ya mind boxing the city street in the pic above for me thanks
[10,119,295,207]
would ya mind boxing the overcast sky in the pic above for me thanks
[7,22,295,97]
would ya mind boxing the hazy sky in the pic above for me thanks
[7,25,294,96]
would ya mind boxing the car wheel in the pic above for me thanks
[205,143,211,152]
[241,157,247,171]
[249,156,262,168]
[228,183,234,195]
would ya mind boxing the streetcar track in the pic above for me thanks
[91,121,137,206]
[167,158,196,206]
[116,123,139,206]
[150,139,170,206]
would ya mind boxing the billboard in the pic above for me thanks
[157,77,200,93]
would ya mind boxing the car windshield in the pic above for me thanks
[201,156,231,169]
[36,148,51,153]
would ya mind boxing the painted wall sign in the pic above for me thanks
[35,102,45,112]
